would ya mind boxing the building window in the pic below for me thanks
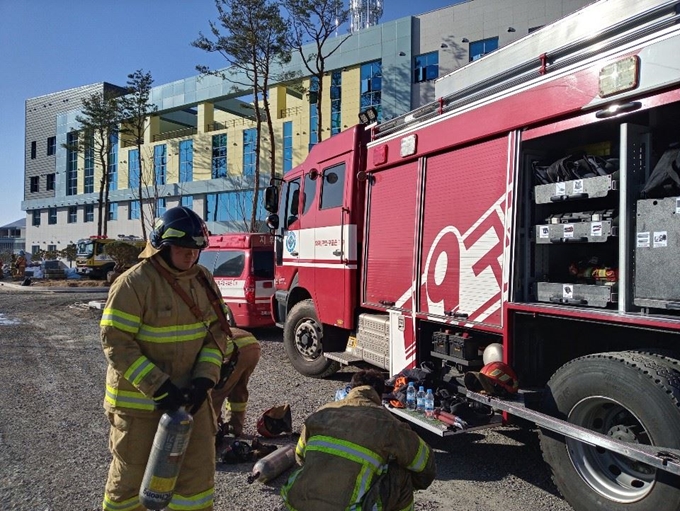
[67,132,78,196]
[47,244,56,253]
[31,245,40,256]
[283,121,293,174]
[157,198,166,218]
[179,140,193,182]
[212,134,227,179]
[414,51,439,83]
[84,140,94,194]
[154,144,167,185]
[360,60,382,121]
[331,71,342,136]
[181,196,193,209]
[108,202,118,221]
[47,136,56,156]
[32,210,41,226]
[48,208,57,225]
[30,176,39,193]
[309,76,319,150]
[206,191,265,225]
[469,37,499,62]
[46,173,55,191]
[109,132,118,191]
[243,129,256,176]
[68,206,77,224]
[85,204,94,223]
[129,200,140,220]
[128,149,140,189]
[31,141,37,159]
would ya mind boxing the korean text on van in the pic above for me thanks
[198,233,275,328]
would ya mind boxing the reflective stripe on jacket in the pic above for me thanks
[281,386,436,510]
[101,251,233,416]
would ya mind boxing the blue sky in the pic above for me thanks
[0,0,456,227]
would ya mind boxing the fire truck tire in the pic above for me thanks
[283,299,340,378]
[540,352,680,511]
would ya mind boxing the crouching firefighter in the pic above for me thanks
[281,369,436,511]
[100,206,235,511]
[212,323,261,439]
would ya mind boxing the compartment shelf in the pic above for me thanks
[536,282,618,308]
[535,219,617,244]
[534,174,618,204]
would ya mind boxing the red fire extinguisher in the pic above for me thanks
[139,407,194,510]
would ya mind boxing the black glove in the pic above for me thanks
[152,379,185,411]
[188,377,215,415]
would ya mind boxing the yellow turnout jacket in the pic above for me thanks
[282,385,436,510]
[100,246,233,417]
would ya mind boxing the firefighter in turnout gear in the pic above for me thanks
[211,324,261,438]
[281,369,436,510]
[100,207,234,511]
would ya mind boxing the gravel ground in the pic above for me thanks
[0,284,574,511]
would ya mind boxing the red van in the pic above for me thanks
[198,233,275,328]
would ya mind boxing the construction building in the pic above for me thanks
[21,0,591,253]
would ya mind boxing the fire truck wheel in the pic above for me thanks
[283,299,340,378]
[540,351,680,511]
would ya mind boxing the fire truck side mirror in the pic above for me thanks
[264,186,279,213]
[266,214,280,232]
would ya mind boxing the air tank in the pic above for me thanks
[139,408,194,509]
[247,444,296,484]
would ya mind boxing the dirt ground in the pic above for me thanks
[33,279,109,287]
[0,287,575,511]
[4,277,109,288]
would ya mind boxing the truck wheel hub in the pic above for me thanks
[295,320,322,359]
[566,396,654,503]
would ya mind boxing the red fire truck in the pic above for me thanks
[264,0,680,509]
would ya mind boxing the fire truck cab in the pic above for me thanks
[265,1,680,510]
[199,233,275,328]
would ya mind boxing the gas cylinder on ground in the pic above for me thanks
[247,444,296,484]
[139,408,194,510]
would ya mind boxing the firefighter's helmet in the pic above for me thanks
[464,361,519,397]
[257,404,293,438]
[482,343,504,365]
[150,207,209,250]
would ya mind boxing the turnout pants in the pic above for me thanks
[211,342,261,437]
[102,399,217,511]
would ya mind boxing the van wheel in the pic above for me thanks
[540,352,680,511]
[283,299,340,378]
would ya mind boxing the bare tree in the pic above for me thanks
[193,0,291,231]
[74,91,122,236]
[119,70,158,239]
[122,145,161,236]
[283,0,350,142]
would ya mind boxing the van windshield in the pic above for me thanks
[212,250,246,278]
[252,249,274,279]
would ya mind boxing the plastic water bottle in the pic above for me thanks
[406,382,416,410]
[424,389,435,420]
[335,384,351,401]
[416,386,426,413]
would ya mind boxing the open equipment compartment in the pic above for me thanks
[515,98,680,315]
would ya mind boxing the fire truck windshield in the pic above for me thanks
[77,240,94,258]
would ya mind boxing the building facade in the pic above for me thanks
[21,0,591,253]
[0,219,26,255]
